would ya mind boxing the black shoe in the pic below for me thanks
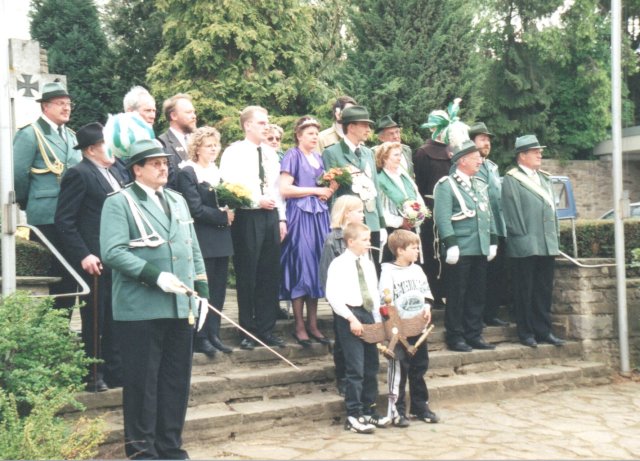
[307,331,331,345]
[485,317,510,327]
[239,338,256,350]
[393,415,410,428]
[276,307,290,320]
[448,341,472,352]
[538,333,566,346]
[413,407,440,424]
[292,332,312,348]
[261,334,286,348]
[520,337,538,348]
[467,338,496,350]
[210,335,233,354]
[194,338,217,358]
[85,378,108,393]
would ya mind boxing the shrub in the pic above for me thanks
[0,237,52,276]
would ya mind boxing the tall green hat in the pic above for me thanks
[450,139,479,163]
[420,98,462,143]
[36,81,70,102]
[468,122,493,139]
[375,114,400,133]
[124,139,168,168]
[514,134,546,153]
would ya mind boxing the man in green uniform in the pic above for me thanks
[501,135,565,348]
[434,140,497,352]
[100,139,208,459]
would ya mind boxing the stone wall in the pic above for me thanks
[542,159,640,219]
[552,259,640,369]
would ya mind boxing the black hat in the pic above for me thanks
[468,122,493,139]
[73,122,104,150]
[375,114,400,133]
[36,82,71,102]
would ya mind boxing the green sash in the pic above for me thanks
[377,169,417,209]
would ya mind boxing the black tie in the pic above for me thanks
[354,147,361,159]
[58,126,66,144]
[257,146,265,194]
[155,191,171,217]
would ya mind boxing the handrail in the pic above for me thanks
[19,224,90,298]
[559,251,617,268]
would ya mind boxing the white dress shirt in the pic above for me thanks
[519,164,541,185]
[88,158,121,191]
[218,139,286,220]
[325,249,380,320]
[42,113,66,141]
[135,181,166,213]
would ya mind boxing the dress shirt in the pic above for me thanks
[343,137,360,154]
[219,139,286,220]
[135,181,166,213]
[88,158,121,191]
[325,249,380,320]
[42,113,66,141]
[455,169,472,188]
[518,164,541,185]
[170,127,189,152]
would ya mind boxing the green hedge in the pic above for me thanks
[560,219,640,266]
[0,237,52,276]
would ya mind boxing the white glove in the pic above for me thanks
[157,272,187,295]
[445,246,460,265]
[488,244,498,262]
[196,297,209,332]
[379,228,388,247]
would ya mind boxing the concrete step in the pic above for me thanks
[96,358,611,458]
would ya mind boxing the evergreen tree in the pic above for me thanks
[30,0,110,128]
[345,0,482,148]
[101,0,166,115]
[147,0,331,131]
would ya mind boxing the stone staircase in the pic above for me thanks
[70,291,611,458]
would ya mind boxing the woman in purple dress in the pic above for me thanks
[280,116,336,347]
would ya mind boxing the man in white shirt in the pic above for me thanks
[219,106,287,350]
[158,93,197,188]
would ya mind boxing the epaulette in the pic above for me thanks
[165,188,183,197]
[107,183,132,197]
[474,175,487,183]
[17,124,31,131]
[437,176,449,184]
[538,169,552,176]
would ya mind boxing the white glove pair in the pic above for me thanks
[446,245,498,264]
[157,272,187,295]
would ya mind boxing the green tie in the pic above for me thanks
[356,258,373,312]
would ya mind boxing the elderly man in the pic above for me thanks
[123,85,157,126]
[158,93,197,189]
[101,139,208,459]
[318,95,356,151]
[469,122,509,327]
[55,122,126,392]
[434,140,497,352]
[501,135,565,348]
[375,114,414,178]
[219,106,287,350]
[323,105,387,271]
[13,81,82,310]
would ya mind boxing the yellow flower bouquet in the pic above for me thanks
[215,182,253,209]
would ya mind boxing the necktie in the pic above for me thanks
[356,258,373,312]
[354,147,361,159]
[155,191,171,217]
[257,146,265,194]
[58,126,66,144]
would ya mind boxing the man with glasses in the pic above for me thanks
[13,81,82,310]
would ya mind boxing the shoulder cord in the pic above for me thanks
[30,123,64,176]
[447,177,476,221]
[507,169,555,210]
[121,190,166,248]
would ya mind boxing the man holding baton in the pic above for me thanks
[100,139,208,459]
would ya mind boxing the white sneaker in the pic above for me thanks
[344,416,376,434]
[362,413,391,428]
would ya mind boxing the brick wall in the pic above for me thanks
[542,159,640,219]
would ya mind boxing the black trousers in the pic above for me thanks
[484,236,509,321]
[394,335,430,417]
[335,307,379,417]
[116,319,193,460]
[31,223,77,311]
[510,256,555,341]
[196,256,229,341]
[443,255,487,345]
[419,219,445,304]
[79,268,121,384]
[231,209,280,339]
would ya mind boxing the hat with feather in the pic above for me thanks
[420,97,462,144]
[103,112,156,159]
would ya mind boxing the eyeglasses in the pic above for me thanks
[267,136,281,142]
[47,101,75,109]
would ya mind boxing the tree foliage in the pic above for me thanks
[30,0,110,128]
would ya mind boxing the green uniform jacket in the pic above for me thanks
[322,140,385,231]
[13,117,81,225]
[433,174,496,256]
[501,166,559,258]
[100,183,207,321]
[476,159,506,237]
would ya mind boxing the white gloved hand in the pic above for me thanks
[379,228,388,247]
[445,246,460,265]
[196,297,209,332]
[157,272,187,295]
[488,244,498,262]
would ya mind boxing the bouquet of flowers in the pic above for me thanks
[317,167,352,188]
[214,182,253,210]
[400,200,431,227]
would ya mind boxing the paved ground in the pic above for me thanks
[188,378,640,460]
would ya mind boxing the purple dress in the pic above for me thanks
[280,147,331,300]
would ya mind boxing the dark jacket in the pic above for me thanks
[158,130,188,190]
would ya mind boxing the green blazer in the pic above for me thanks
[322,140,385,231]
[476,158,506,237]
[100,183,208,321]
[433,174,496,256]
[13,117,81,225]
[501,166,559,258]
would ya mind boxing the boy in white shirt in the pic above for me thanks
[376,229,439,427]
[325,222,390,433]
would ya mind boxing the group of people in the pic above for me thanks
[12,82,565,457]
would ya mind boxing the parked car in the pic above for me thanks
[599,202,640,219]
[551,176,577,220]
